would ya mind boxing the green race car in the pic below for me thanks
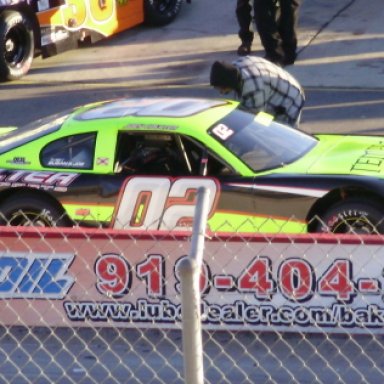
[0,96,384,234]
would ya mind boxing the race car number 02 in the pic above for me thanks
[95,254,361,304]
[114,177,219,230]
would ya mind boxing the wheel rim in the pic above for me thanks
[5,24,29,68]
[8,209,54,227]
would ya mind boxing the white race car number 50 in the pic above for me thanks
[113,177,219,230]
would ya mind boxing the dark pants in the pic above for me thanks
[254,0,301,62]
[236,0,254,45]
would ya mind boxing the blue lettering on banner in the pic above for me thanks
[64,299,384,329]
[0,253,75,299]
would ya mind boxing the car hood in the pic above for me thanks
[287,134,384,176]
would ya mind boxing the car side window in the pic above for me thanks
[115,133,189,176]
[114,132,234,177]
[179,136,235,176]
[41,133,96,169]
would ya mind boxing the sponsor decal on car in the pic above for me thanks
[47,158,86,167]
[125,124,179,131]
[351,143,384,173]
[211,124,234,140]
[0,170,79,191]
[96,157,109,165]
[6,157,31,165]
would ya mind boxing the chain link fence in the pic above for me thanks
[1,225,384,383]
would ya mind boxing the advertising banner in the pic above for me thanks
[1,227,384,333]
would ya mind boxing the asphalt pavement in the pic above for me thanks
[164,0,384,90]
[186,0,384,90]
[14,0,383,91]
[290,0,384,89]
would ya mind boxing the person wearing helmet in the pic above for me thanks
[209,56,305,128]
[121,137,188,175]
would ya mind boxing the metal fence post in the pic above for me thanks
[177,187,210,384]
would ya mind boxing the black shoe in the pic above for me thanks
[237,43,251,56]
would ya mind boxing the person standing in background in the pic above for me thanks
[236,0,254,56]
[254,0,301,65]
[236,0,301,67]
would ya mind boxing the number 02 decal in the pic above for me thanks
[113,177,219,230]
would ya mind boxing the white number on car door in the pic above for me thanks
[113,176,219,230]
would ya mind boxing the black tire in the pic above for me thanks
[144,0,183,26]
[0,195,72,227]
[0,10,34,81]
[316,199,384,234]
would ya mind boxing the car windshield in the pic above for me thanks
[208,109,317,172]
[0,111,71,154]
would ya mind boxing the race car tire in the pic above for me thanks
[0,10,34,82]
[144,0,183,26]
[316,199,384,234]
[0,195,72,227]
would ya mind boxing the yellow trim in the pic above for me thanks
[63,204,114,222]
[208,212,307,234]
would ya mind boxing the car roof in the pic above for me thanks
[0,97,239,157]
[74,97,231,121]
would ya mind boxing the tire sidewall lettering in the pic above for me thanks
[327,209,369,230]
